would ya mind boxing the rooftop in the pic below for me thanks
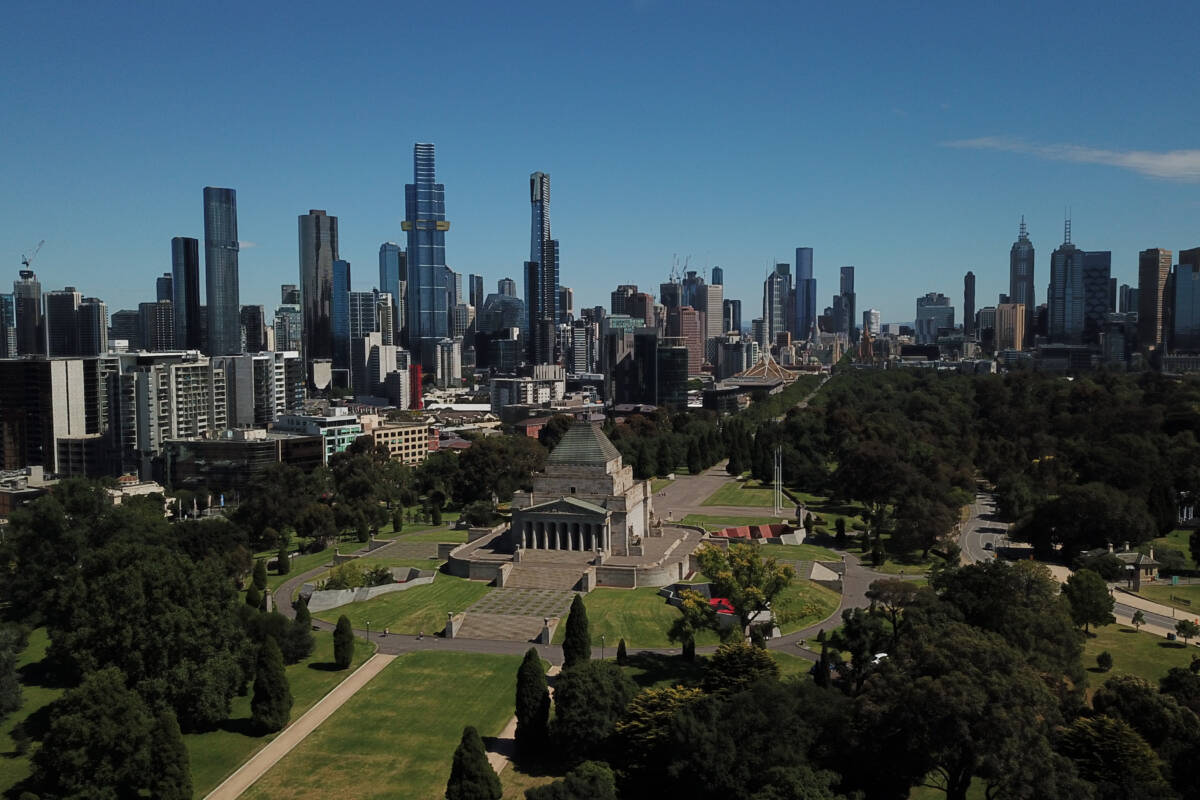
[546,422,621,467]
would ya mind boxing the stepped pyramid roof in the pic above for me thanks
[546,422,622,467]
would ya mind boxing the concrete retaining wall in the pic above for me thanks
[304,572,435,613]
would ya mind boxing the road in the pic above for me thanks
[959,491,1010,564]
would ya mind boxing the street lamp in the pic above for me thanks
[601,634,606,660]
[366,620,371,642]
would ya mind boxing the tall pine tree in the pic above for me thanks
[514,647,550,755]
[251,636,293,733]
[334,615,354,669]
[287,599,315,663]
[445,725,501,800]
[562,594,591,668]
[252,558,268,591]
[150,709,193,800]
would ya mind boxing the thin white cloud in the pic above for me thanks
[944,136,1200,182]
[239,241,258,249]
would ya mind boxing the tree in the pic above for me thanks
[829,608,889,695]
[1059,715,1174,800]
[526,761,618,800]
[462,500,498,528]
[30,667,191,800]
[1176,618,1199,645]
[286,600,316,664]
[1133,609,1146,632]
[687,438,702,475]
[1192,529,1200,571]
[294,502,337,548]
[251,636,293,734]
[667,589,720,660]
[865,577,923,648]
[1097,650,1114,672]
[0,629,22,724]
[1160,666,1200,715]
[334,615,354,669]
[246,583,263,609]
[613,684,704,791]
[445,725,502,800]
[696,543,794,633]
[537,414,576,453]
[616,638,628,666]
[562,594,591,668]
[551,660,638,766]
[514,647,550,756]
[251,558,268,592]
[1062,569,1116,633]
[702,641,780,694]
[276,538,290,575]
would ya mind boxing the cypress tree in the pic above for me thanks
[333,615,354,670]
[150,709,192,800]
[562,594,591,668]
[514,647,550,755]
[245,584,262,609]
[252,558,268,592]
[276,540,290,576]
[287,599,315,663]
[251,637,292,733]
[445,725,501,800]
[616,638,628,666]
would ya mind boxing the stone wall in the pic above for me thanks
[303,571,436,613]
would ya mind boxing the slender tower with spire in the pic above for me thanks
[1008,216,1035,345]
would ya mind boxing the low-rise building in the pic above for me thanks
[369,420,431,465]
[272,408,363,463]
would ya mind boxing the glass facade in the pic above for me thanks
[1048,228,1084,344]
[298,210,338,364]
[332,259,351,372]
[1009,217,1035,343]
[203,187,240,355]
[1081,251,1112,345]
[794,247,815,340]
[378,242,406,344]
[1172,263,1200,353]
[404,143,450,369]
[171,237,202,350]
[526,171,560,362]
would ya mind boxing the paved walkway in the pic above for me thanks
[203,653,396,800]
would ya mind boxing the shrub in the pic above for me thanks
[1097,650,1113,672]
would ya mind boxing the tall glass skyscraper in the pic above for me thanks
[1081,251,1112,344]
[763,263,791,343]
[203,187,241,355]
[1009,216,1035,342]
[299,209,339,363]
[525,171,560,363]
[379,242,406,345]
[13,269,43,355]
[1175,249,1200,353]
[794,247,816,340]
[1047,220,1084,344]
[332,259,351,373]
[171,236,202,350]
[403,143,451,368]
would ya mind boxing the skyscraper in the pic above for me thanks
[839,266,856,342]
[1009,217,1035,344]
[996,303,1026,351]
[156,273,173,303]
[498,277,517,297]
[332,259,352,373]
[45,287,82,356]
[763,263,791,343]
[794,247,816,340]
[403,143,451,368]
[863,308,881,336]
[1047,220,1084,344]
[1081,251,1112,345]
[171,237,202,350]
[203,187,241,355]
[711,266,724,286]
[963,271,976,338]
[299,209,339,363]
[13,269,44,355]
[0,294,15,358]
[525,171,560,363]
[915,293,954,344]
[1174,248,1200,353]
[468,274,485,309]
[1139,248,1173,353]
[281,284,300,304]
[723,299,742,334]
[378,242,406,345]
[240,305,267,352]
[139,300,175,351]
[77,297,108,356]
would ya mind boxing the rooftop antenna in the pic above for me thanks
[1018,215,1027,238]
[1064,207,1072,245]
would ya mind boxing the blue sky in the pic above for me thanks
[2,1,1198,324]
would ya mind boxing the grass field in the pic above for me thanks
[380,511,463,541]
[0,629,66,794]
[312,573,491,635]
[303,556,447,590]
[550,587,722,649]
[701,481,778,508]
[1138,584,1200,613]
[1144,528,1195,569]
[759,542,842,561]
[393,525,469,544]
[793,491,868,532]
[241,651,522,800]
[773,580,842,634]
[269,546,335,590]
[187,632,373,796]
[681,513,789,532]
[1082,624,1198,684]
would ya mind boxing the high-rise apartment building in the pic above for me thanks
[794,247,816,340]
[963,271,976,337]
[1138,248,1173,353]
[139,300,175,351]
[996,303,1026,351]
[763,263,791,343]
[723,299,742,334]
[1047,220,1084,344]
[273,304,302,352]
[78,297,108,357]
[0,294,15,358]
[915,293,954,344]
[468,274,485,310]
[172,237,202,350]
[298,209,339,363]
[378,243,407,345]
[240,305,267,353]
[203,187,241,356]
[155,273,172,303]
[403,143,451,369]
[13,269,44,355]
[1009,217,1035,342]
[110,309,140,349]
[862,308,881,336]
[525,172,560,363]
[45,287,82,356]
[697,282,723,365]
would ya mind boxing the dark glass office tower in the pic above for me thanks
[240,305,267,352]
[839,266,856,342]
[1047,220,1084,344]
[763,263,791,343]
[378,242,406,345]
[1081,251,1112,344]
[1174,249,1200,353]
[723,299,742,334]
[78,297,108,356]
[299,209,339,363]
[13,269,44,355]
[45,287,81,356]
[711,266,724,286]
[171,237,202,350]
[1139,248,1173,353]
[1009,217,1035,342]
[156,273,172,303]
[964,271,976,337]
[332,259,351,373]
[203,187,240,355]
[403,143,451,368]
[525,171,560,363]
[794,247,816,340]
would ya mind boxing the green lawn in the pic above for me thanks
[1144,528,1195,569]
[0,629,66,794]
[793,491,868,532]
[241,651,522,800]
[680,513,789,532]
[701,481,778,508]
[1134,584,1200,614]
[187,632,373,796]
[379,510,463,540]
[392,525,469,544]
[651,478,673,493]
[1082,624,1198,684]
[551,587,722,649]
[773,580,842,634]
[312,573,491,635]
[760,542,842,561]
[771,650,817,679]
[303,556,446,591]
[269,546,335,590]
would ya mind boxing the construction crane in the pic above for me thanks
[20,240,44,270]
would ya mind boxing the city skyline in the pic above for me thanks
[2,3,1197,324]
